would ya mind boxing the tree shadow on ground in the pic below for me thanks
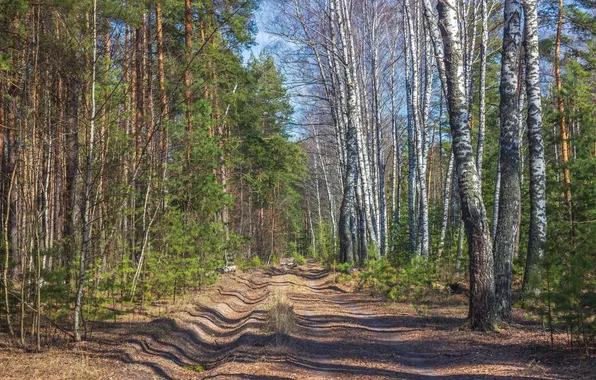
[84,266,589,379]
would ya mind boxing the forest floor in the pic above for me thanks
[1,260,594,379]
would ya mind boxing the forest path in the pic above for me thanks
[86,261,587,379]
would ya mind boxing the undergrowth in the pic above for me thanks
[292,252,306,265]
[358,257,447,302]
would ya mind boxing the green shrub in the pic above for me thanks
[269,253,280,266]
[307,221,337,266]
[292,252,306,265]
[336,273,353,284]
[249,255,264,268]
[335,261,353,274]
[359,258,439,302]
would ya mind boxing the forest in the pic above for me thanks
[0,0,594,378]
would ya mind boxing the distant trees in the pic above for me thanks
[0,0,304,347]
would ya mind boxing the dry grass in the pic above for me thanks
[0,345,114,380]
[264,290,296,345]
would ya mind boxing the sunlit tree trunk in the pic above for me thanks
[437,0,496,330]
[369,4,387,256]
[437,152,454,260]
[477,0,488,181]
[403,4,417,257]
[333,0,358,263]
[156,4,169,206]
[421,0,447,96]
[405,1,429,259]
[521,0,546,297]
[554,0,574,242]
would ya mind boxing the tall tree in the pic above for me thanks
[476,0,488,181]
[74,0,98,341]
[521,0,546,297]
[554,0,574,242]
[437,0,496,330]
[333,0,359,263]
[184,0,193,216]
[494,0,522,322]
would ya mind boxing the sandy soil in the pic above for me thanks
[1,261,594,379]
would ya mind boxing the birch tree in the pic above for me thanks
[493,0,522,322]
[437,0,496,330]
[521,0,546,297]
[476,0,488,181]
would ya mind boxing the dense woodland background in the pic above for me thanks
[0,0,594,353]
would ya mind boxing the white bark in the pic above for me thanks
[403,4,417,257]
[477,0,488,181]
[494,0,522,321]
[437,152,454,259]
[521,0,546,297]
[437,0,496,329]
[421,0,448,97]
[333,0,359,263]
[367,0,387,256]
[314,131,337,246]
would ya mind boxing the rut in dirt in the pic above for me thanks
[96,261,567,380]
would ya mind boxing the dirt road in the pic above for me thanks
[4,262,592,379]
[84,262,588,379]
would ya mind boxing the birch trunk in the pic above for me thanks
[315,131,337,247]
[390,44,402,248]
[334,0,358,263]
[494,0,522,322]
[437,152,454,260]
[492,151,501,240]
[370,4,387,256]
[422,0,448,97]
[477,0,488,181]
[437,0,496,330]
[404,4,417,257]
[521,0,546,297]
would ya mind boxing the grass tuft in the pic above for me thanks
[264,290,296,345]
[183,364,206,373]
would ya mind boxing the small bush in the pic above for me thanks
[269,253,280,266]
[249,255,264,268]
[335,261,353,274]
[265,291,296,345]
[336,273,353,284]
[292,252,306,265]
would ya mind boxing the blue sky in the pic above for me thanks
[243,6,273,62]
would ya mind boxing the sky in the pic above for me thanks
[243,5,274,62]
